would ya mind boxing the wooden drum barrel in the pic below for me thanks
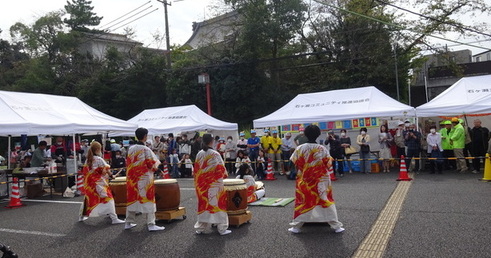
[223,179,248,215]
[109,176,127,206]
[155,179,180,211]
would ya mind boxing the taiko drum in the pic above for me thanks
[223,179,248,215]
[109,176,127,206]
[154,179,180,211]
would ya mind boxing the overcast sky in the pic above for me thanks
[1,0,490,55]
[0,0,220,49]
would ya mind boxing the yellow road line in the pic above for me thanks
[352,173,414,258]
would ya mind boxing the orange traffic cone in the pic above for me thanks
[396,155,413,181]
[76,174,85,195]
[265,162,277,180]
[161,164,171,179]
[6,177,24,208]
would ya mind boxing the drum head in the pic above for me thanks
[223,179,245,185]
[154,179,177,184]
[112,176,127,182]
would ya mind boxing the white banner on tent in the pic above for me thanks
[254,86,415,127]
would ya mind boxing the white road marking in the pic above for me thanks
[0,228,66,237]
[21,199,83,204]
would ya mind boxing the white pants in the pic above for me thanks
[255,189,265,200]
[194,221,229,234]
[289,220,343,231]
[125,211,156,225]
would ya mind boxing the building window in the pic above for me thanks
[476,56,481,62]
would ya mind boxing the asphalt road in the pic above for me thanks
[1,170,490,258]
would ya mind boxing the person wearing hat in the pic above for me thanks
[269,130,283,174]
[470,119,490,173]
[440,120,455,170]
[247,130,261,172]
[237,132,248,153]
[450,117,468,173]
[110,139,120,151]
[260,129,272,151]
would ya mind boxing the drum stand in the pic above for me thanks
[115,206,126,216]
[228,210,252,228]
[155,207,187,222]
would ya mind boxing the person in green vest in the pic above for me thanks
[450,117,468,173]
[440,120,455,170]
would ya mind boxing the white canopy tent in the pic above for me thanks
[0,90,138,170]
[115,105,238,136]
[0,90,138,135]
[416,75,491,117]
[253,86,415,127]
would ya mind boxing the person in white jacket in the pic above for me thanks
[427,125,443,174]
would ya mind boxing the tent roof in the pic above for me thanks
[0,90,137,135]
[253,86,415,127]
[416,75,491,117]
[125,105,238,135]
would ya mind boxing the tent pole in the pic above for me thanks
[7,136,11,169]
[72,134,77,177]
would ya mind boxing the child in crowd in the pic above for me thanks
[256,150,268,180]
[235,150,251,175]
[169,149,180,178]
[179,154,193,178]
[236,164,265,203]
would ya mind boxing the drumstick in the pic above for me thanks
[274,198,283,203]
[113,168,124,178]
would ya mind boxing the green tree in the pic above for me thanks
[296,0,412,100]
[78,47,170,120]
[64,0,103,32]
[10,11,66,62]
[0,29,30,88]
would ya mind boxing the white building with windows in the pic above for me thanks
[473,50,491,62]
[78,32,143,60]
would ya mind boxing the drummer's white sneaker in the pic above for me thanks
[78,216,88,222]
[335,227,345,233]
[288,227,301,234]
[112,219,125,224]
[148,225,165,232]
[219,230,232,236]
[124,223,137,230]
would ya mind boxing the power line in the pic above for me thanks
[98,1,152,30]
[312,0,491,51]
[103,5,155,32]
[109,8,159,32]
[375,0,491,38]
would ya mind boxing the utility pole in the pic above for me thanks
[157,0,178,68]
[393,43,400,101]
